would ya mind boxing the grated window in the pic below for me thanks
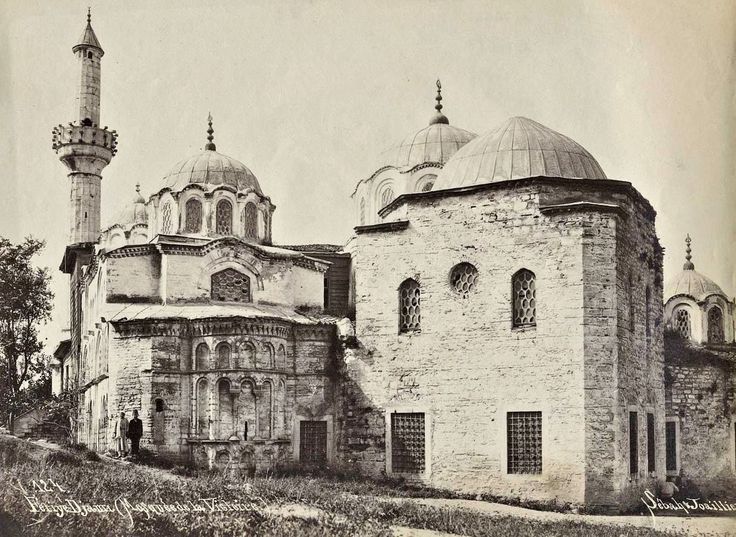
[512,269,536,327]
[708,306,724,343]
[674,308,691,339]
[360,198,366,225]
[185,198,202,233]
[211,269,251,302]
[391,413,425,474]
[450,263,478,298]
[216,199,233,234]
[161,202,173,234]
[507,411,542,474]
[242,203,257,239]
[300,420,327,464]
[399,279,421,333]
[381,187,394,208]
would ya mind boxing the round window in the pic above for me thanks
[450,263,478,298]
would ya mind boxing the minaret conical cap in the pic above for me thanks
[73,8,104,55]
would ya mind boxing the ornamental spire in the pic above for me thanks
[87,7,91,24]
[429,79,449,125]
[683,234,695,270]
[205,113,216,151]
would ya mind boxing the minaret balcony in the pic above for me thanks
[52,123,118,171]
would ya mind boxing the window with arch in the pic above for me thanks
[399,278,421,333]
[417,174,437,192]
[708,306,725,344]
[211,268,251,302]
[216,342,231,369]
[264,211,272,240]
[380,187,395,208]
[450,262,478,298]
[197,379,209,436]
[673,307,691,339]
[359,198,366,225]
[185,198,203,233]
[242,203,258,239]
[161,202,173,234]
[215,199,233,234]
[512,269,536,327]
[195,343,209,370]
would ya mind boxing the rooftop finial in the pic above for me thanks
[205,113,216,151]
[683,234,695,270]
[429,78,449,125]
[87,7,91,24]
[135,182,141,193]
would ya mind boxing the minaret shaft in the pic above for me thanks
[76,48,101,125]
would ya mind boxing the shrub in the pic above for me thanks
[43,449,81,467]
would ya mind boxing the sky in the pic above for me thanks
[1,0,735,353]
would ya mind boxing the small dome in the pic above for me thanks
[433,117,606,190]
[160,149,263,194]
[105,184,147,230]
[665,270,727,302]
[381,123,476,170]
[665,235,728,302]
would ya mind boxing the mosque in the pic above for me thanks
[46,13,735,510]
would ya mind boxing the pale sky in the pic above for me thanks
[1,0,735,352]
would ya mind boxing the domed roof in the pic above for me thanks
[381,123,476,170]
[378,80,476,170]
[158,116,263,195]
[433,116,607,190]
[104,184,147,230]
[665,235,728,302]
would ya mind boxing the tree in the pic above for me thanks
[0,237,53,428]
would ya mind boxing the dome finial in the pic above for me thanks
[683,233,695,270]
[87,7,91,24]
[205,113,216,151]
[135,182,140,193]
[429,78,449,125]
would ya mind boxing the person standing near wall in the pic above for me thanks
[113,411,129,458]
[127,409,143,457]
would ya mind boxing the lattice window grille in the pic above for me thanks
[451,263,478,298]
[243,203,258,239]
[185,199,202,233]
[216,200,233,234]
[507,411,542,474]
[300,420,327,464]
[381,187,394,207]
[399,279,421,333]
[211,269,251,302]
[708,307,724,343]
[359,198,366,225]
[391,413,425,474]
[674,308,691,339]
[161,203,172,234]
[513,270,536,326]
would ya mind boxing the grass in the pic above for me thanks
[0,434,703,537]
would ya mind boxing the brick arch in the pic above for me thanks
[198,256,263,295]
[259,342,275,369]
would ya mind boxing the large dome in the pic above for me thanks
[160,149,263,194]
[433,116,606,190]
[381,123,477,170]
[666,270,727,302]
[104,184,146,230]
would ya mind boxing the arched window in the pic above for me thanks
[417,174,437,192]
[216,342,231,369]
[185,198,202,233]
[359,198,366,225]
[399,278,421,333]
[211,268,251,302]
[195,343,209,370]
[450,263,478,298]
[708,306,724,344]
[161,202,173,234]
[218,379,234,439]
[673,308,691,339]
[512,269,536,327]
[109,233,125,249]
[380,187,394,208]
[196,378,209,436]
[242,203,257,239]
[215,199,232,234]
[264,211,272,241]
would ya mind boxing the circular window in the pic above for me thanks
[450,263,478,298]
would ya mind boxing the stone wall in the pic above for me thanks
[665,336,736,497]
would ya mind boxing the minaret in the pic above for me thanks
[52,9,118,246]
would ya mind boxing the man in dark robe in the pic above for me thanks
[127,409,143,457]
